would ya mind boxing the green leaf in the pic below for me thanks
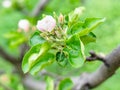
[4,31,26,47]
[22,44,41,73]
[66,34,85,68]
[83,18,105,28]
[68,49,84,68]
[30,31,45,46]
[45,76,54,90]
[66,34,81,50]
[67,21,83,36]
[9,36,26,47]
[3,31,23,39]
[58,78,73,90]
[22,42,52,74]
[78,18,106,36]
[65,15,69,23]
[80,32,96,45]
[56,51,68,67]
[30,52,54,75]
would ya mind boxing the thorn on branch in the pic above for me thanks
[86,51,110,67]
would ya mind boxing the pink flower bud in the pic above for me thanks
[58,14,64,24]
[36,15,56,32]
[18,19,30,32]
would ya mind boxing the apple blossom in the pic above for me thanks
[36,15,56,32]
[2,0,12,8]
[18,19,30,32]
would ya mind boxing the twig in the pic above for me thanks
[0,46,19,65]
[13,0,49,17]
[0,45,28,76]
[73,45,120,90]
[30,0,50,17]
[86,51,109,67]
[81,0,86,5]
[19,43,29,61]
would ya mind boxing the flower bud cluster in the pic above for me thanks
[36,15,66,43]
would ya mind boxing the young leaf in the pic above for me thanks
[30,31,45,46]
[22,42,51,73]
[56,51,68,67]
[83,18,105,28]
[30,52,54,75]
[9,36,26,48]
[22,44,42,73]
[4,31,26,47]
[66,34,81,50]
[58,78,73,90]
[78,18,106,36]
[68,49,84,68]
[80,32,96,45]
[66,34,85,68]
[67,21,83,36]
[3,31,23,39]
[45,76,54,90]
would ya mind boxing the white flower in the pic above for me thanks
[18,19,30,32]
[2,0,12,8]
[36,15,56,32]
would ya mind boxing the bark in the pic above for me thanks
[0,47,18,65]
[73,45,120,90]
[23,75,46,90]
[31,0,50,17]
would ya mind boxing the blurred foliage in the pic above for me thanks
[0,0,120,90]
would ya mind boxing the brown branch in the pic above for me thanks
[0,46,19,65]
[73,45,120,90]
[13,0,49,17]
[19,43,30,61]
[23,75,46,90]
[80,0,86,5]
[0,44,29,76]
[30,0,50,17]
[86,51,109,67]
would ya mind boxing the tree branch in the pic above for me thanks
[0,46,18,65]
[13,0,50,17]
[30,0,50,17]
[73,45,120,90]
[0,44,29,76]
[23,75,46,90]
[86,51,109,67]
[19,43,29,61]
